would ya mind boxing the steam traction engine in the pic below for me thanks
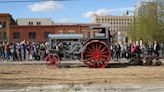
[45,26,111,68]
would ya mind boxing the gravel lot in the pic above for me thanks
[0,60,164,92]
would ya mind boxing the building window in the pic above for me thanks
[29,32,36,39]
[0,32,6,39]
[37,22,41,25]
[58,30,64,34]
[68,30,75,34]
[0,21,6,29]
[44,32,50,39]
[13,32,20,39]
[82,32,87,38]
[82,30,89,38]
[0,22,2,28]
[29,22,33,26]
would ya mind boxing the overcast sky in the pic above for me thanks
[0,0,138,23]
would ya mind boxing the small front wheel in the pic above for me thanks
[45,54,60,69]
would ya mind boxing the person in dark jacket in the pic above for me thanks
[148,41,153,55]
[115,42,121,61]
[153,41,160,56]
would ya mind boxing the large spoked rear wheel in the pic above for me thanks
[81,40,111,68]
[45,54,60,69]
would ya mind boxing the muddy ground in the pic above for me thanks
[0,61,164,91]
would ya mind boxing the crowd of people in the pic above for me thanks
[0,41,49,62]
[0,40,164,62]
[110,41,164,61]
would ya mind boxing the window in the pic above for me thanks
[13,32,20,39]
[3,32,6,39]
[37,22,41,25]
[0,32,6,39]
[68,30,75,34]
[82,32,87,38]
[58,30,64,34]
[44,32,50,39]
[29,22,33,26]
[0,21,6,29]
[68,32,75,34]
[29,32,36,39]
[0,22,3,28]
[3,22,6,28]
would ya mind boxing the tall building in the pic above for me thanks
[16,18,54,26]
[92,14,134,43]
[135,0,164,22]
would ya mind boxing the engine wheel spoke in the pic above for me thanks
[86,51,94,55]
[100,51,108,55]
[88,47,94,53]
[95,43,98,51]
[100,57,106,62]
[91,44,96,52]
[100,47,106,53]
[97,44,102,52]
[101,55,108,58]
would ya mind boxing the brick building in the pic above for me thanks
[9,24,94,42]
[0,13,16,42]
[0,13,101,43]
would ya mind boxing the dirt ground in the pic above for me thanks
[0,63,164,90]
